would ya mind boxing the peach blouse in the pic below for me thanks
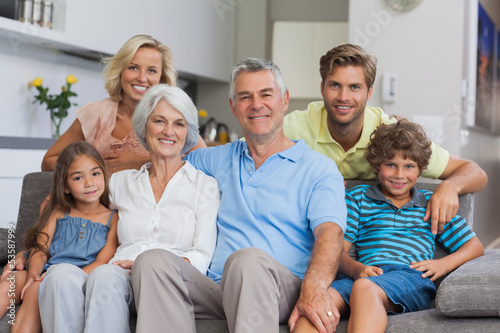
[76,98,149,158]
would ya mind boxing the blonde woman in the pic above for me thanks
[41,34,179,173]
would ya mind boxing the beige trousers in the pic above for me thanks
[131,247,302,333]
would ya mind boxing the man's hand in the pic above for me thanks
[288,223,344,333]
[288,280,340,333]
[423,181,459,235]
[1,251,26,280]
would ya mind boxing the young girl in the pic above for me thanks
[0,141,118,333]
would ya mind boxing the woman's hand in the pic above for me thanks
[112,259,135,270]
[410,259,450,281]
[103,152,150,174]
[1,252,26,280]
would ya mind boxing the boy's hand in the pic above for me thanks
[353,265,383,280]
[410,259,450,281]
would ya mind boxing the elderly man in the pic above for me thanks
[131,58,347,333]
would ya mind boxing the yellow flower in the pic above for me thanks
[32,77,43,87]
[198,109,208,118]
[66,75,78,84]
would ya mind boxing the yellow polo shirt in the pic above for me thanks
[283,101,449,180]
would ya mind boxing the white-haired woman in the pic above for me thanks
[38,84,220,333]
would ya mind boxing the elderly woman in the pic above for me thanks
[37,84,220,333]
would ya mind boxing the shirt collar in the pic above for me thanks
[241,139,307,164]
[131,161,197,182]
[366,184,428,208]
[316,103,382,150]
[131,162,152,180]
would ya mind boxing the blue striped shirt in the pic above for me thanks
[345,185,475,266]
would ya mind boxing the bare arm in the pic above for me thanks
[20,211,59,299]
[338,240,382,280]
[288,222,344,333]
[81,212,119,274]
[41,119,85,171]
[410,236,483,281]
[104,135,208,173]
[103,152,151,174]
[424,155,488,234]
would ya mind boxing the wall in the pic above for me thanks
[0,36,105,229]
[0,0,236,228]
[64,0,235,82]
[195,0,270,139]
[464,0,500,248]
[349,0,500,247]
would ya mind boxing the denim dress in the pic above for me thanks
[42,211,114,272]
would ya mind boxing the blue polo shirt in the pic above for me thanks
[345,184,475,266]
[185,139,346,282]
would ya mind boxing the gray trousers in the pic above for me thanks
[132,247,302,333]
[38,263,134,333]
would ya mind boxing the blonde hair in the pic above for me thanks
[102,35,177,101]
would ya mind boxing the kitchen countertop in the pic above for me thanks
[0,136,56,150]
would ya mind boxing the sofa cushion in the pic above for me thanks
[436,249,500,317]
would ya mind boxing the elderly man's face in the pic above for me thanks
[229,70,289,140]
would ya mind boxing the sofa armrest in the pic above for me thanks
[0,227,11,266]
[436,249,500,317]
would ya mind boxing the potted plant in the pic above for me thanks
[31,75,78,138]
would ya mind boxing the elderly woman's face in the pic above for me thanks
[146,100,188,160]
[121,47,163,105]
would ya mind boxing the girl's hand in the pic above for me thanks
[1,252,26,280]
[35,272,46,282]
[112,260,134,270]
[353,265,383,280]
[410,259,449,281]
[20,273,39,300]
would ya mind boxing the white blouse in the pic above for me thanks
[108,161,220,274]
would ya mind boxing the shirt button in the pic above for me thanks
[82,224,86,228]
[80,232,84,235]
[79,236,83,239]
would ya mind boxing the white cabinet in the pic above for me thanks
[0,0,236,82]
[272,21,348,99]
[64,0,235,82]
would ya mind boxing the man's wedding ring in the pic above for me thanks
[327,311,333,317]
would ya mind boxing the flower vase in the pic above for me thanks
[50,112,64,138]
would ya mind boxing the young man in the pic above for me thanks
[131,58,347,333]
[283,44,488,235]
[293,119,483,333]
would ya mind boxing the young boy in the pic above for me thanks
[292,119,483,333]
